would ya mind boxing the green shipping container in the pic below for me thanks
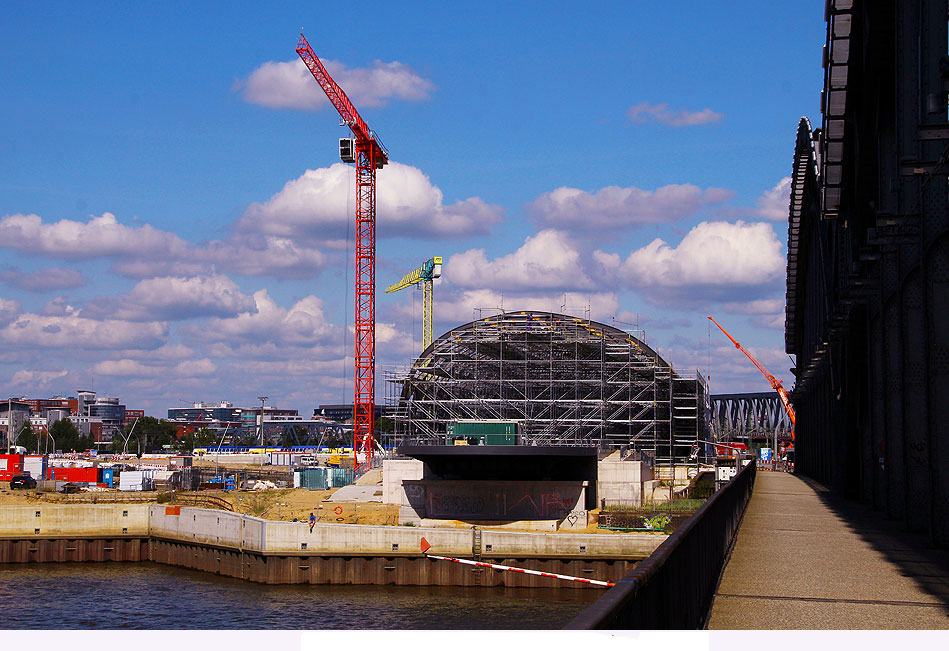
[450,421,519,437]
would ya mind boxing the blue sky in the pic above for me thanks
[0,1,824,416]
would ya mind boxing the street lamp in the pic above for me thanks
[122,417,141,457]
[214,423,231,481]
[256,396,268,446]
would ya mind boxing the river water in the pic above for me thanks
[0,563,600,629]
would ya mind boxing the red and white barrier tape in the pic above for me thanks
[420,538,614,587]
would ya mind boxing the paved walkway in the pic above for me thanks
[708,471,949,629]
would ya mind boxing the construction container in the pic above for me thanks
[48,467,100,483]
[22,455,46,480]
[0,454,23,481]
[446,420,520,445]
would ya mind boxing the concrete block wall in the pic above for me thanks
[482,529,662,559]
[1,504,664,561]
[0,505,149,538]
[264,521,474,555]
[148,506,264,551]
[382,459,425,505]
[597,457,652,508]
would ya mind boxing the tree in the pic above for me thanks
[177,427,220,452]
[49,418,83,452]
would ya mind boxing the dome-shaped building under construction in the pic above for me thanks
[387,311,709,463]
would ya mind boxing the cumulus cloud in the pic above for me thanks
[1,267,85,292]
[201,290,336,345]
[530,184,732,231]
[237,57,434,110]
[238,162,503,240]
[0,312,166,349]
[84,274,257,322]
[613,220,785,304]
[0,212,327,280]
[446,230,593,291]
[0,212,190,260]
[756,177,792,221]
[627,102,723,127]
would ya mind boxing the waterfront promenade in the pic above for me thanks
[708,472,949,629]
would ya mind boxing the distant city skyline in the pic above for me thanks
[0,1,822,415]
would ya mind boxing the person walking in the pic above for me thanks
[309,511,316,533]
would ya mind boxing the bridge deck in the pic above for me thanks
[708,471,949,629]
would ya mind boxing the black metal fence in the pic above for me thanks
[565,459,757,629]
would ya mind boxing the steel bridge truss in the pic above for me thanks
[710,392,793,444]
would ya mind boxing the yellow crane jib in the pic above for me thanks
[386,257,442,350]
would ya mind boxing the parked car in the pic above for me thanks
[10,474,37,489]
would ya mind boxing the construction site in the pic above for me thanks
[384,311,710,465]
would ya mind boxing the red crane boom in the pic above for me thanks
[297,33,388,473]
[708,317,796,441]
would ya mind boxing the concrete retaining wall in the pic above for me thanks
[0,504,149,538]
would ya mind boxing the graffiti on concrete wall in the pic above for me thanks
[413,483,584,520]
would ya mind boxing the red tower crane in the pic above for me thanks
[708,316,796,441]
[297,33,389,473]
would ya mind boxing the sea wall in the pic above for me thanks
[0,504,663,587]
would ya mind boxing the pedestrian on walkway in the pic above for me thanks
[309,511,316,532]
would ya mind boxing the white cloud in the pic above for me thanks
[446,230,593,291]
[530,184,732,230]
[0,212,327,280]
[756,177,792,221]
[202,290,336,345]
[0,212,190,260]
[431,288,620,325]
[239,162,503,240]
[1,267,85,292]
[627,102,723,127]
[0,312,166,349]
[614,220,785,303]
[92,359,163,378]
[0,297,20,325]
[723,298,786,329]
[237,57,434,110]
[83,274,257,322]
[9,369,69,388]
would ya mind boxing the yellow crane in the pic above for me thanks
[385,257,442,349]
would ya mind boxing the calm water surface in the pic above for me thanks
[0,563,600,629]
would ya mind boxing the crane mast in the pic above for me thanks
[708,317,796,441]
[385,257,442,350]
[297,33,388,473]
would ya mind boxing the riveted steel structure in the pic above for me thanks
[385,311,709,464]
[785,1,949,545]
[710,392,793,445]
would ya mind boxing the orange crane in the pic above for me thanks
[708,317,795,441]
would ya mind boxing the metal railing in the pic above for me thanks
[565,459,756,629]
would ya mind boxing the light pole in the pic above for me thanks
[256,396,268,446]
[122,417,141,457]
[214,423,230,481]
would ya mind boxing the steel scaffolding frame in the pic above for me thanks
[384,311,708,463]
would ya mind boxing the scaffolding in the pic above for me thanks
[384,311,709,464]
